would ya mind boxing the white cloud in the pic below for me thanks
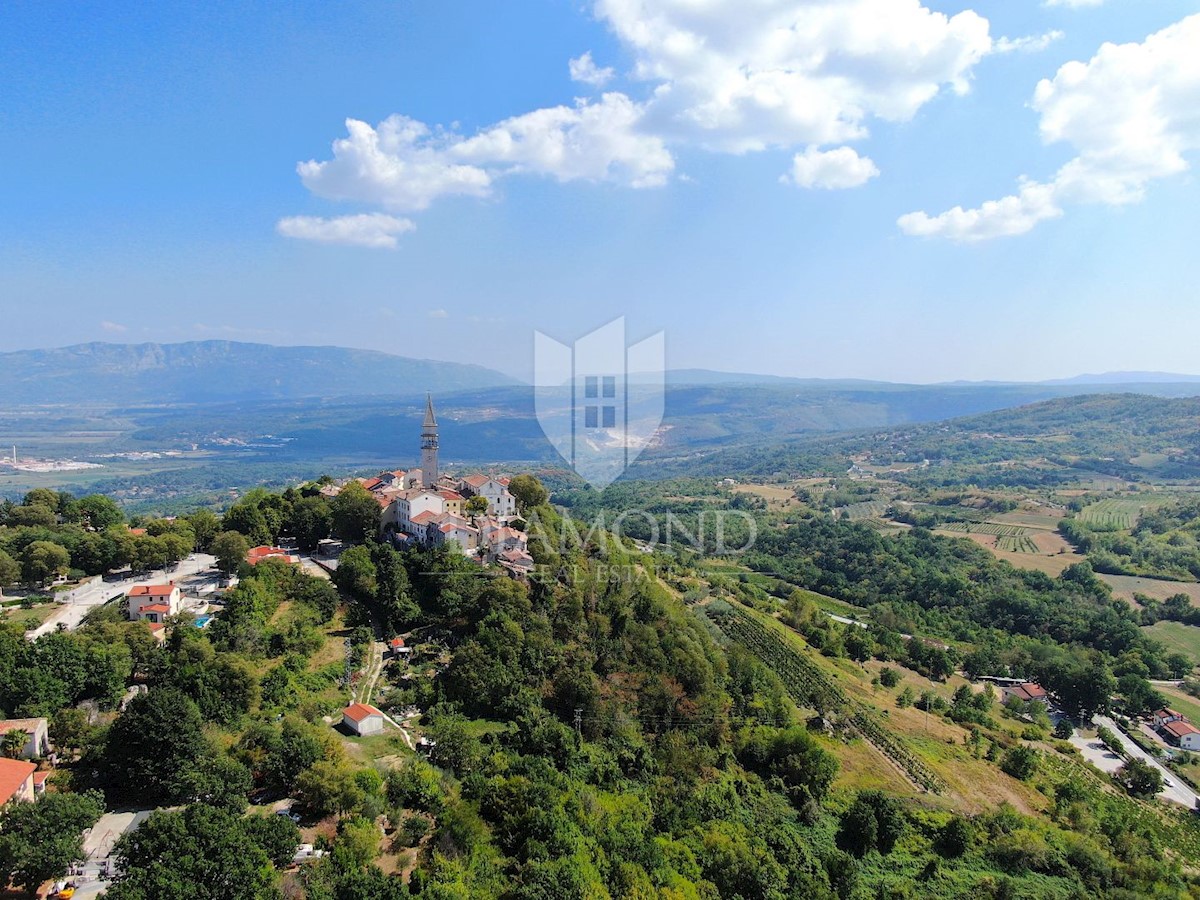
[294,93,673,220]
[994,30,1063,54]
[100,320,128,334]
[782,145,879,189]
[276,213,416,248]
[298,117,492,213]
[901,14,1200,241]
[595,0,993,152]
[898,178,1062,241]
[284,0,1011,239]
[428,309,449,319]
[1045,0,1104,8]
[453,92,673,187]
[569,51,615,87]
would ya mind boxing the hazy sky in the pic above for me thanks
[2,1,1198,382]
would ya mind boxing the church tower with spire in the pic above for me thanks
[420,393,439,489]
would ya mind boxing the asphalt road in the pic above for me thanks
[28,553,217,640]
[1070,714,1199,808]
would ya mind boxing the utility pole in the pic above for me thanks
[573,708,583,737]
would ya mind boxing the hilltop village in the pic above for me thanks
[315,395,533,576]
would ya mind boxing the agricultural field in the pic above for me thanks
[989,507,1066,530]
[1077,495,1173,530]
[730,482,803,507]
[835,499,889,520]
[938,521,1032,538]
[936,526,1084,576]
[1142,620,1200,661]
[1101,574,1200,606]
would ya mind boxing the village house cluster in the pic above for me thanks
[0,717,50,806]
[321,395,534,576]
[1151,707,1200,751]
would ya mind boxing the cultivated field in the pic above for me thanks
[1077,495,1173,530]
[1142,621,1200,661]
[938,529,1083,576]
[836,500,889,520]
[1101,574,1200,605]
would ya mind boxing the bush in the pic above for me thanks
[1000,745,1039,781]
[879,667,901,689]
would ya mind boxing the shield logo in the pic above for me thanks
[534,318,665,489]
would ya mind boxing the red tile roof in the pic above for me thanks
[141,603,171,613]
[342,703,382,723]
[129,583,176,597]
[1010,683,1047,702]
[0,758,35,805]
[362,477,384,491]
[32,771,49,787]
[438,491,464,501]
[1162,720,1200,739]
[410,511,437,525]
[1153,709,1181,719]
[462,474,489,488]
[389,637,405,648]
[246,546,298,564]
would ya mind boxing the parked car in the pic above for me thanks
[276,809,301,823]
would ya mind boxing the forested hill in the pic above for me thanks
[0,341,518,404]
[646,393,1200,482]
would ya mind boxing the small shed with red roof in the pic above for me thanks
[341,703,385,736]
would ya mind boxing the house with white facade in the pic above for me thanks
[126,583,181,621]
[1161,719,1200,751]
[0,718,50,759]
[459,475,516,518]
[342,703,385,736]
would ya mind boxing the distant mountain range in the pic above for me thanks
[0,341,519,404]
[5,342,1199,407]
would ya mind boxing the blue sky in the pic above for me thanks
[2,0,1198,383]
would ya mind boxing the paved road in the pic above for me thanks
[1070,715,1198,808]
[65,808,157,897]
[28,554,216,640]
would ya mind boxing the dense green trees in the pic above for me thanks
[0,549,18,588]
[21,540,71,585]
[1116,758,1163,798]
[288,495,333,552]
[210,530,250,575]
[330,482,381,543]
[105,805,281,900]
[97,688,213,803]
[0,790,104,892]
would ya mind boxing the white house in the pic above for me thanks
[341,703,385,736]
[0,718,50,759]
[126,583,181,621]
[1161,719,1200,751]
[431,517,480,551]
[459,475,516,518]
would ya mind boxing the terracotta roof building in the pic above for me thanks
[0,758,36,805]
